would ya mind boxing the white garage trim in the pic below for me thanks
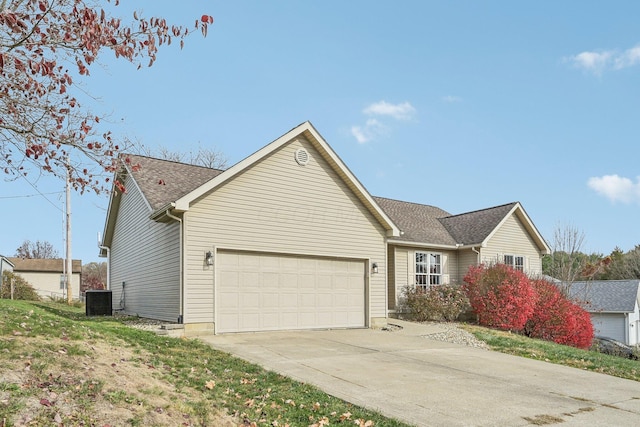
[215,249,369,333]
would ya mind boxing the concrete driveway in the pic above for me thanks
[201,320,640,426]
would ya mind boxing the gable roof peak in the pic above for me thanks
[442,201,519,220]
[121,152,226,173]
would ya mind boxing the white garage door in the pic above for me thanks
[591,313,626,343]
[216,250,366,333]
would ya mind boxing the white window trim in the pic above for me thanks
[503,254,525,272]
[415,251,442,290]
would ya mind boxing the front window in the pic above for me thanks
[504,254,524,272]
[416,252,441,290]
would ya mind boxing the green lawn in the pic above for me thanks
[0,300,410,427]
[460,323,640,382]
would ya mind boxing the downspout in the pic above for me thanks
[472,246,480,265]
[97,233,110,290]
[165,208,184,324]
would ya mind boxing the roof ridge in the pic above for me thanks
[373,195,443,210]
[123,153,226,172]
[441,201,518,219]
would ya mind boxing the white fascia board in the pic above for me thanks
[387,240,460,250]
[303,123,400,237]
[173,122,314,212]
[171,121,400,236]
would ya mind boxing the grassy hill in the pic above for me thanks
[0,300,408,427]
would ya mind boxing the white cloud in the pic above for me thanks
[615,45,640,69]
[568,51,613,75]
[587,174,640,203]
[363,101,416,120]
[568,44,640,75]
[350,119,388,144]
[442,95,462,103]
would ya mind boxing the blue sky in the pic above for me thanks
[1,1,639,264]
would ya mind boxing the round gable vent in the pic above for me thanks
[294,148,310,166]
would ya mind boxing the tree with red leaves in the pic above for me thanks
[463,264,537,331]
[0,0,213,194]
[525,279,593,349]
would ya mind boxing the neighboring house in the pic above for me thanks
[1,255,15,291]
[100,121,550,335]
[8,258,82,300]
[569,280,640,346]
[375,197,551,311]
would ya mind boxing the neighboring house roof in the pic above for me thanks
[376,198,550,253]
[569,280,640,313]
[8,258,82,274]
[101,121,401,254]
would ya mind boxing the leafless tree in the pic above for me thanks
[547,223,587,296]
[15,240,59,259]
[136,143,227,169]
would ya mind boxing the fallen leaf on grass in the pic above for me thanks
[39,398,53,407]
[205,380,216,389]
[340,412,352,421]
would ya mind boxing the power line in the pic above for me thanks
[13,174,65,213]
[0,191,64,199]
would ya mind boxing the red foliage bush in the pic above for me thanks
[525,279,593,349]
[462,264,536,331]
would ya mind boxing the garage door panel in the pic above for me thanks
[217,251,365,333]
[241,293,260,308]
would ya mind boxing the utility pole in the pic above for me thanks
[65,158,73,304]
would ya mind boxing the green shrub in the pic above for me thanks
[1,271,41,301]
[402,284,470,322]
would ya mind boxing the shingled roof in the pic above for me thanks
[9,258,82,274]
[569,280,640,313]
[374,197,519,247]
[123,154,225,211]
[439,202,518,246]
[373,197,456,245]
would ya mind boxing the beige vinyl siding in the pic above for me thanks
[390,247,409,310]
[110,174,180,322]
[183,135,387,324]
[481,214,544,275]
[458,249,480,282]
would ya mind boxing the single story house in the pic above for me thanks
[8,258,82,300]
[569,280,640,346]
[100,121,550,335]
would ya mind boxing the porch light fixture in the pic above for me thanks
[205,251,214,266]
[372,262,379,274]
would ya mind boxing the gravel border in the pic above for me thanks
[421,322,489,349]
